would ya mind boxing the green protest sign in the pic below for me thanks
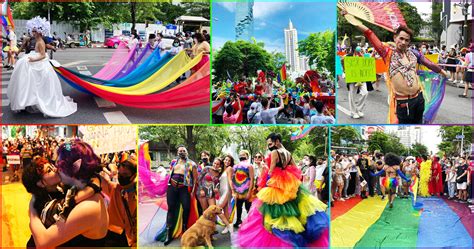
[344,56,376,83]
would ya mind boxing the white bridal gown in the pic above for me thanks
[7,52,77,117]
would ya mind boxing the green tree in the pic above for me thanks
[410,142,428,157]
[213,40,273,81]
[298,30,335,74]
[331,126,361,146]
[430,1,443,44]
[438,126,473,157]
[367,131,407,155]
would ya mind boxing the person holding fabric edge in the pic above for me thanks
[341,11,448,124]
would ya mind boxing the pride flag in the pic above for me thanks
[277,64,287,83]
[291,125,315,140]
[1,2,14,31]
[331,196,472,248]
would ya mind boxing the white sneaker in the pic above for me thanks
[221,227,229,234]
[352,113,360,119]
[357,111,364,117]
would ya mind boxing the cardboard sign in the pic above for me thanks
[344,56,377,83]
[7,155,20,165]
[78,126,137,155]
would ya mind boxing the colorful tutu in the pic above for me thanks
[236,165,329,248]
[382,177,398,191]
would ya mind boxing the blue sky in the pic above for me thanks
[212,1,336,53]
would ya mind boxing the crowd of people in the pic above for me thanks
[152,133,330,247]
[213,74,335,124]
[331,150,473,208]
[2,135,138,247]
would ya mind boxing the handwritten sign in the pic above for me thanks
[78,126,137,155]
[7,155,20,165]
[344,56,376,83]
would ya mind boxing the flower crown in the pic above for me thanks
[26,16,51,37]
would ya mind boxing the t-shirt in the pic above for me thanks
[223,110,241,124]
[261,108,280,124]
[8,31,17,47]
[311,113,335,124]
[169,45,182,55]
[457,164,468,182]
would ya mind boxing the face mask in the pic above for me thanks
[178,153,186,159]
[202,158,209,164]
[173,43,179,47]
[268,145,277,151]
[422,48,427,53]
[239,157,247,161]
[118,175,132,186]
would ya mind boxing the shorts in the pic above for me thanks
[464,71,473,83]
[457,182,467,190]
[3,45,19,53]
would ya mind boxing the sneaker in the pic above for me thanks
[357,111,364,117]
[389,203,393,208]
[352,113,360,119]
[221,227,229,234]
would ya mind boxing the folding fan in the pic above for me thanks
[338,1,407,32]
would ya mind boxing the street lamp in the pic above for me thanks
[454,0,472,47]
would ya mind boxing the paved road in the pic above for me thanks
[1,48,209,124]
[336,78,472,124]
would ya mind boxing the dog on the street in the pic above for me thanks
[181,205,232,248]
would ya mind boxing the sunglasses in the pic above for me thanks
[255,155,262,159]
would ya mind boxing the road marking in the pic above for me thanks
[94,97,116,108]
[79,70,92,76]
[103,111,131,124]
[337,104,351,116]
[62,60,88,67]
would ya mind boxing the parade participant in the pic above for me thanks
[3,25,19,70]
[148,34,156,49]
[459,44,474,98]
[456,157,469,203]
[402,157,418,198]
[199,151,211,174]
[231,150,254,228]
[347,45,368,119]
[100,158,138,247]
[371,153,410,208]
[153,33,165,52]
[311,101,335,124]
[8,16,77,118]
[252,152,268,191]
[223,96,242,124]
[342,12,448,124]
[169,38,182,55]
[261,95,284,124]
[219,155,234,234]
[24,146,109,247]
[162,145,198,246]
[236,133,329,247]
[419,155,432,197]
[357,152,372,198]
[189,33,210,72]
[197,157,221,211]
[247,100,263,124]
[446,164,457,200]
[429,156,443,196]
[20,142,33,168]
[334,155,345,201]
[301,155,317,196]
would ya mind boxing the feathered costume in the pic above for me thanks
[419,160,432,197]
[235,153,329,248]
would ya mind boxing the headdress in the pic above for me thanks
[26,16,50,37]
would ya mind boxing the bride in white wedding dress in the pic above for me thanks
[7,16,77,118]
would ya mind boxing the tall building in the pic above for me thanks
[284,19,300,72]
[299,55,310,72]
[395,126,422,148]
[235,0,254,41]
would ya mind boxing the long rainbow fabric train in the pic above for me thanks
[331,196,473,248]
[52,42,209,109]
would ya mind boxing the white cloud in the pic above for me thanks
[211,36,230,51]
[216,2,236,13]
[255,37,285,53]
[253,2,288,20]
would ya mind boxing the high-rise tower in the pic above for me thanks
[284,19,300,72]
[235,0,254,41]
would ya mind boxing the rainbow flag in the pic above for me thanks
[277,64,287,83]
[331,196,472,248]
[291,125,315,140]
[1,2,14,31]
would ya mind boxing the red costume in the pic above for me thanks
[231,99,244,123]
[428,157,443,196]
[254,84,264,96]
